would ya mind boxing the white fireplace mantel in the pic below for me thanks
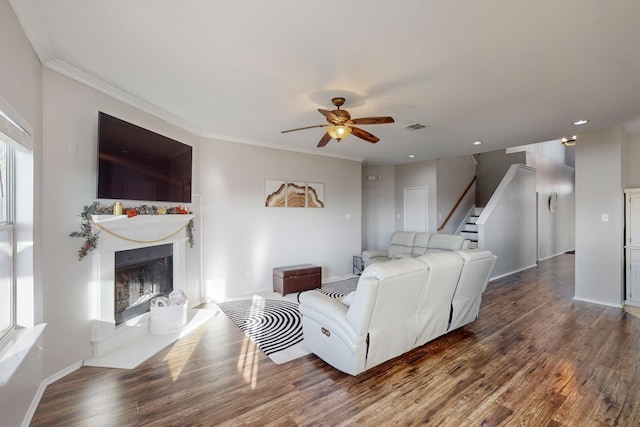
[89,213,195,359]
[91,214,194,253]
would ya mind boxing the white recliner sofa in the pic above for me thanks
[362,231,469,267]
[298,248,496,376]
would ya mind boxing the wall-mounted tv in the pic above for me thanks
[97,112,192,203]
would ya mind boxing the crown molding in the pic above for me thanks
[200,130,365,163]
[9,0,55,64]
[46,59,362,163]
[44,59,202,136]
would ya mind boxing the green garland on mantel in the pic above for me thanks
[70,201,194,261]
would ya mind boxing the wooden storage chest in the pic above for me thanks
[273,264,321,296]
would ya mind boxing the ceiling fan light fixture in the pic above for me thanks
[282,98,393,147]
[327,125,352,141]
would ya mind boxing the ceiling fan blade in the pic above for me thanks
[281,124,327,133]
[318,109,339,123]
[350,127,380,143]
[317,132,332,148]
[350,116,395,125]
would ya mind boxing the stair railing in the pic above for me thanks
[437,176,477,231]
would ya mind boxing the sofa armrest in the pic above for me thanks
[299,291,364,348]
[362,249,388,259]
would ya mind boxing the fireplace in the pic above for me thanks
[114,244,173,325]
[88,213,194,359]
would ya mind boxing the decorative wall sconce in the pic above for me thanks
[561,136,577,147]
[549,192,559,213]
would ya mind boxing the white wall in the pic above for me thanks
[0,1,43,425]
[475,150,527,207]
[623,131,640,187]
[476,146,575,262]
[478,164,537,278]
[575,126,624,306]
[199,138,361,300]
[436,156,476,234]
[526,152,575,260]
[362,165,395,250]
[509,139,574,167]
[41,69,201,378]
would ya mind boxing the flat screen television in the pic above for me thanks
[97,112,192,203]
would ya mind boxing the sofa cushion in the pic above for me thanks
[387,232,416,258]
[414,251,464,346]
[357,258,428,370]
[427,233,467,251]
[448,249,497,331]
[411,232,432,256]
[389,231,416,246]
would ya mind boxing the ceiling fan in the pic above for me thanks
[281,97,395,148]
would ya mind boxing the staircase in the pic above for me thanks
[460,207,483,249]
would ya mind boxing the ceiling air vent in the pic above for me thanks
[403,123,427,131]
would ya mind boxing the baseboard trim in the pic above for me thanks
[538,250,575,262]
[22,361,82,427]
[489,264,538,281]
[573,296,623,309]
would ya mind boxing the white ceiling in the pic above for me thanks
[12,0,640,165]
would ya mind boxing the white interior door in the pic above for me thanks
[404,186,428,232]
[626,191,640,304]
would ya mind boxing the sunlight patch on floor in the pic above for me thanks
[163,329,203,382]
[236,295,267,388]
[238,335,260,389]
[624,305,640,320]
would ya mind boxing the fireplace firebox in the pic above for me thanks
[114,244,173,325]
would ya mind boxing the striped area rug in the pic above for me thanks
[216,278,357,364]
[216,299,304,363]
[316,277,358,298]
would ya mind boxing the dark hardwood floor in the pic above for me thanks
[31,254,640,426]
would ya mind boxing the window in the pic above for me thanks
[0,102,39,386]
[0,140,15,341]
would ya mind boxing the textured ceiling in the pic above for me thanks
[12,0,640,164]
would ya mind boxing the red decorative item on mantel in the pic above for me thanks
[176,206,189,214]
[126,209,138,218]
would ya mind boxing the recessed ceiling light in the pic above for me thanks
[408,154,415,158]
[472,141,482,146]
[573,119,589,126]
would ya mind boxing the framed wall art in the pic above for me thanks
[265,179,325,208]
[306,182,324,208]
[265,179,286,207]
[287,181,307,208]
